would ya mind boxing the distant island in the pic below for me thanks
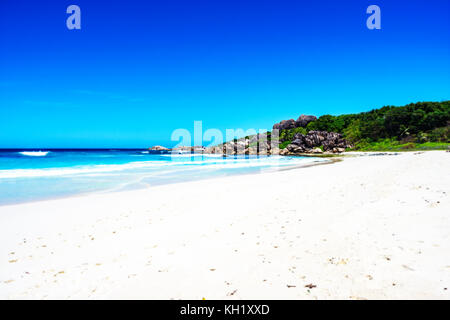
[151,101,450,155]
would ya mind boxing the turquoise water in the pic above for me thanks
[0,149,325,205]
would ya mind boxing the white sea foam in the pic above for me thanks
[19,151,50,157]
[0,156,326,179]
[160,153,224,158]
[0,161,168,179]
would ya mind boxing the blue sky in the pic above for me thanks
[0,0,449,148]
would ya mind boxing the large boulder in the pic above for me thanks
[295,115,317,128]
[279,148,290,155]
[270,147,280,155]
[205,146,225,154]
[287,144,305,153]
[273,115,316,130]
[333,147,346,153]
[273,119,296,130]
[289,130,351,153]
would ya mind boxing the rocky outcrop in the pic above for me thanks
[295,115,317,128]
[172,146,206,153]
[273,119,296,130]
[203,133,275,155]
[271,114,351,154]
[286,131,351,154]
[273,114,317,130]
[149,145,207,153]
[149,145,169,151]
[202,130,351,155]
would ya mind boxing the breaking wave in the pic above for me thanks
[19,151,50,157]
[0,156,328,179]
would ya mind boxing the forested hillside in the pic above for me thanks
[277,101,450,151]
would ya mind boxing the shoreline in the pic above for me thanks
[0,155,331,208]
[0,151,449,299]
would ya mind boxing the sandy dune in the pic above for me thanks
[0,151,449,299]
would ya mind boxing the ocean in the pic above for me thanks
[0,149,326,205]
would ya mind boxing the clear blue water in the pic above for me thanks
[0,149,326,205]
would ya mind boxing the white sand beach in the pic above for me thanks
[0,151,449,300]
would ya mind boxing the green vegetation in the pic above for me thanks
[279,127,307,142]
[277,101,450,151]
[279,140,291,149]
[352,139,449,152]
